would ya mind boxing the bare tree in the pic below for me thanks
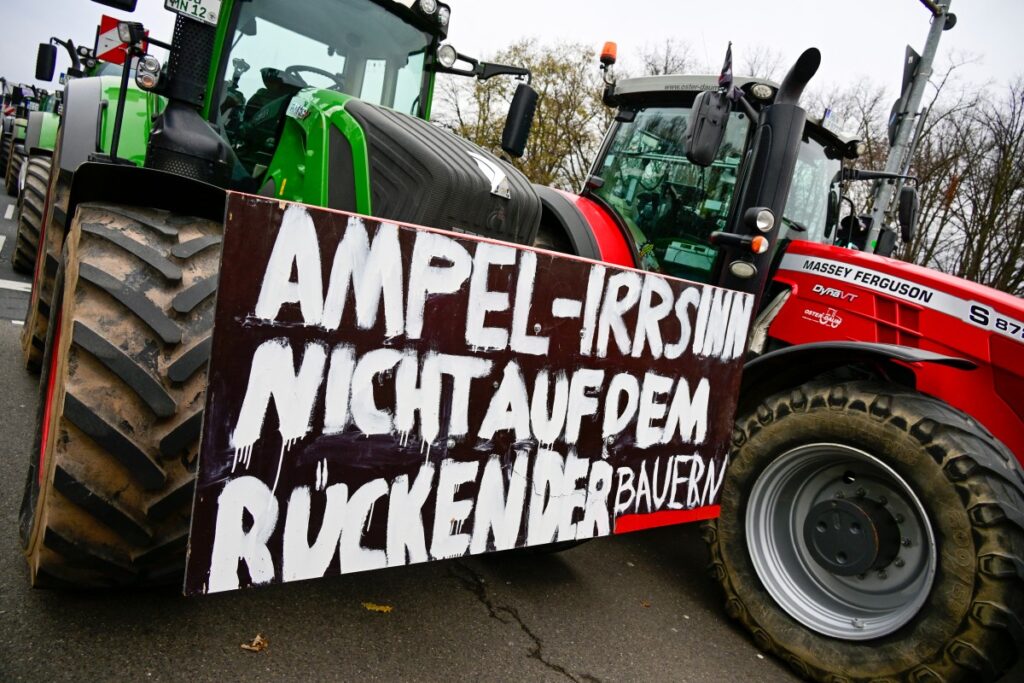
[435,39,613,191]
[741,44,785,81]
[638,38,697,76]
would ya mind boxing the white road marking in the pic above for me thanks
[0,235,5,255]
[0,278,31,293]
[11,320,24,326]
[3,205,13,221]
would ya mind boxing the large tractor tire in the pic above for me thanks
[20,202,220,587]
[11,155,50,275]
[21,151,69,373]
[0,130,12,184]
[6,143,25,197]
[704,380,1024,682]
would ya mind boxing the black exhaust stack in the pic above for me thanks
[714,48,820,307]
[145,16,235,187]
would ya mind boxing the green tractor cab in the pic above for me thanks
[21,0,541,588]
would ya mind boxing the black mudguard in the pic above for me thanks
[67,162,226,227]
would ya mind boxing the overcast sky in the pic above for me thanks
[3,0,1021,101]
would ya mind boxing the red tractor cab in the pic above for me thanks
[533,58,1024,682]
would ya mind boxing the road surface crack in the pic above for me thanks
[450,560,602,683]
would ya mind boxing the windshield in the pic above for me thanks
[784,135,842,243]
[217,0,433,171]
[592,106,751,282]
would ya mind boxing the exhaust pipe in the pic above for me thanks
[715,48,820,306]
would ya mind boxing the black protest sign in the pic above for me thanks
[184,193,751,595]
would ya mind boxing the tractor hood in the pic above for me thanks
[333,98,541,246]
[784,240,1024,321]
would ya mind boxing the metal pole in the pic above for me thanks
[866,0,951,250]
[108,54,133,161]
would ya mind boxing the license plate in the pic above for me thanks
[165,0,222,27]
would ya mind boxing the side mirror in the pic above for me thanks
[90,0,138,10]
[897,185,919,242]
[501,82,537,159]
[685,90,730,167]
[36,44,57,82]
[825,187,839,239]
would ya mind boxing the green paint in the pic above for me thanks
[97,77,166,167]
[38,112,59,151]
[261,90,373,214]
[424,71,436,120]
[203,0,237,120]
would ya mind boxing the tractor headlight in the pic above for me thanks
[418,0,438,15]
[750,83,774,101]
[117,21,145,46]
[437,44,458,68]
[745,207,775,232]
[135,55,161,90]
[437,5,450,27]
[728,260,757,279]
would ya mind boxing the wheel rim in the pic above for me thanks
[746,443,936,640]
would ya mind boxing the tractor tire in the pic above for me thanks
[704,380,1024,682]
[21,153,69,374]
[11,155,50,275]
[0,131,11,184]
[20,202,221,587]
[6,144,25,197]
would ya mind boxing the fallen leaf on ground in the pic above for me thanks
[362,602,394,613]
[640,600,651,608]
[241,634,268,652]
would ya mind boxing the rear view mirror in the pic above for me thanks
[90,0,138,11]
[897,185,919,242]
[36,44,57,82]
[685,90,730,167]
[501,82,537,159]
[825,187,839,239]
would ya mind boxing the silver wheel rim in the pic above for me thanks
[746,443,936,640]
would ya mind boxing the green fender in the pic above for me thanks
[260,90,372,214]
[95,76,166,166]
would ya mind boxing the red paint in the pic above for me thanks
[614,505,721,534]
[38,313,62,485]
[773,240,1024,461]
[555,189,634,268]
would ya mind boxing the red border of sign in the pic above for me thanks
[613,505,721,534]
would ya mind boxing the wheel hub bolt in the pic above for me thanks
[894,558,905,568]
[878,569,888,579]
[902,537,912,547]
[856,488,866,498]
[851,618,864,629]
[896,513,905,523]
[879,496,888,505]
[835,491,845,499]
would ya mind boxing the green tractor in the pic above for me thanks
[9,38,98,275]
[0,78,16,177]
[21,0,538,585]
[3,83,50,198]
[21,32,169,368]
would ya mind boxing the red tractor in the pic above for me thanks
[529,48,1024,682]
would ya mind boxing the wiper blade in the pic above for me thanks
[782,216,808,233]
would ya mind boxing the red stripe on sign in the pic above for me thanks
[614,505,721,534]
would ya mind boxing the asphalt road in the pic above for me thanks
[0,187,794,681]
